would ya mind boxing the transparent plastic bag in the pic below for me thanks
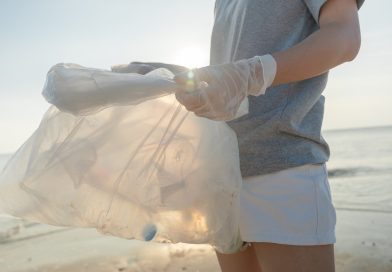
[0,64,244,253]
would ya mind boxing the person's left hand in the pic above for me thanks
[111,62,189,74]
[174,56,268,121]
[111,62,156,74]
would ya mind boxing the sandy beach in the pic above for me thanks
[1,127,392,272]
[1,208,391,272]
[0,0,391,270]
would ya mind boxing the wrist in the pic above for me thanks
[247,54,277,96]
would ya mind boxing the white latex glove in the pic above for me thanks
[174,55,277,121]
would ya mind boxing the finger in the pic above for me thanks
[173,70,193,85]
[193,67,214,83]
[111,63,155,74]
[193,103,211,116]
[175,89,206,111]
[189,88,213,112]
[111,64,130,73]
[193,100,219,119]
[180,83,214,112]
[129,62,156,74]
[181,96,208,114]
[175,91,202,111]
[193,100,234,121]
[174,70,198,93]
[174,67,212,88]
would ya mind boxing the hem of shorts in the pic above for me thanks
[241,231,336,245]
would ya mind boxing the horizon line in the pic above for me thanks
[0,124,391,155]
[323,124,392,132]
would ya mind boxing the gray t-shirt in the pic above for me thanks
[210,0,364,177]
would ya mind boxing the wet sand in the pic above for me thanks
[1,209,391,272]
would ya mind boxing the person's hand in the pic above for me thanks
[174,55,277,121]
[111,62,156,74]
[111,62,189,74]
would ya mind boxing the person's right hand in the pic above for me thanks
[111,62,156,74]
[173,55,277,121]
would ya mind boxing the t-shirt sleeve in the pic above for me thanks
[304,0,365,24]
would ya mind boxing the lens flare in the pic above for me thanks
[185,70,196,92]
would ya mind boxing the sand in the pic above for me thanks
[1,209,391,272]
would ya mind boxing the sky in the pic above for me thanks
[0,0,391,153]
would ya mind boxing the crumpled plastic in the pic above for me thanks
[0,64,245,253]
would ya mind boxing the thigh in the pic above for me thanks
[215,244,262,272]
[253,242,335,272]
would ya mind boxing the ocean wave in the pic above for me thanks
[327,167,392,178]
[335,207,392,214]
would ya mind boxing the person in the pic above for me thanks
[113,0,364,270]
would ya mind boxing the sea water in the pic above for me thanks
[323,125,392,214]
[1,125,391,215]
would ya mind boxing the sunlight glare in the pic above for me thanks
[172,46,209,69]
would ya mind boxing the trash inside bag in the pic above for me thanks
[0,64,244,253]
[42,63,178,116]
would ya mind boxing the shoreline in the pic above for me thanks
[1,209,391,272]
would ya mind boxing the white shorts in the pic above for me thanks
[239,163,336,246]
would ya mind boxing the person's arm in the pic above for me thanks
[174,0,361,121]
[272,0,361,85]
